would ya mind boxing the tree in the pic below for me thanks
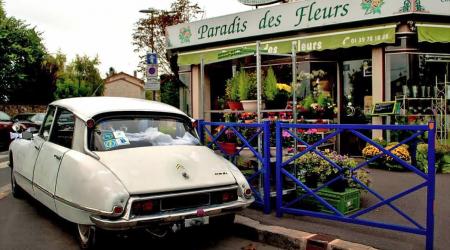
[160,74,180,107]
[0,2,55,104]
[54,54,104,99]
[132,0,203,75]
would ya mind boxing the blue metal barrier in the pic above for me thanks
[198,120,271,213]
[275,121,436,250]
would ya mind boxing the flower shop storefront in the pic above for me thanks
[166,2,448,247]
[167,0,450,155]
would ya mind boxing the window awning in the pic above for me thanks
[177,24,396,66]
[417,23,450,44]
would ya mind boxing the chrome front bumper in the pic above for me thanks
[90,198,254,231]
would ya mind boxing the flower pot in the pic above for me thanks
[218,142,237,155]
[238,147,254,158]
[241,100,265,112]
[227,101,243,111]
[327,174,347,192]
[304,173,319,188]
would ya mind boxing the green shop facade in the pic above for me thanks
[166,0,450,153]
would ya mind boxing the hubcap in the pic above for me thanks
[77,224,91,243]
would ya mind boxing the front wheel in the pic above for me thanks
[76,224,98,249]
[10,169,24,198]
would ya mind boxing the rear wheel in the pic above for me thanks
[10,166,24,198]
[76,224,97,249]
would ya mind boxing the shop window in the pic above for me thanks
[296,61,338,120]
[385,52,449,142]
[386,53,449,100]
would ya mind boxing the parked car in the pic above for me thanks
[9,97,254,249]
[12,112,45,130]
[0,111,13,150]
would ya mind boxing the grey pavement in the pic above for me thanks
[241,168,450,250]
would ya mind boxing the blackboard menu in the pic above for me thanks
[372,101,398,115]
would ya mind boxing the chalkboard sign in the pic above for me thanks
[371,101,398,115]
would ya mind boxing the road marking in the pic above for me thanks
[0,184,11,200]
[0,161,9,169]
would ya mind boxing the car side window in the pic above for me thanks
[39,107,56,140]
[49,109,75,149]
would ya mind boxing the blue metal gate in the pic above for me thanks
[275,121,436,250]
[198,120,271,213]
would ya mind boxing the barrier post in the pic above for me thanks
[426,121,436,250]
[197,119,205,144]
[275,122,283,217]
[263,121,271,214]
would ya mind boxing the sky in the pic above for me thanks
[4,0,253,77]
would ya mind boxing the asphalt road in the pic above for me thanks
[0,163,278,250]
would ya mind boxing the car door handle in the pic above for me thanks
[54,154,62,161]
[34,145,40,150]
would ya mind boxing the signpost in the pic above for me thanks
[145,53,159,98]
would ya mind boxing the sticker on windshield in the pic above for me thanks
[103,139,118,150]
[102,131,114,141]
[116,137,130,146]
[113,131,126,139]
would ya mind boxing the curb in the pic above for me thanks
[235,215,377,250]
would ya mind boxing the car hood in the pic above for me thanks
[96,146,237,195]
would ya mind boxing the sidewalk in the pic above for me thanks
[234,214,377,250]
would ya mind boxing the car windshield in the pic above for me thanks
[14,113,35,121]
[30,113,45,123]
[0,112,11,121]
[90,115,200,151]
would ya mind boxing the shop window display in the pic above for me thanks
[385,53,449,144]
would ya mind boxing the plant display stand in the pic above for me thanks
[298,187,361,215]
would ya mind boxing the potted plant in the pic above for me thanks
[238,70,259,111]
[296,152,322,188]
[225,73,242,110]
[214,125,238,155]
[264,67,281,109]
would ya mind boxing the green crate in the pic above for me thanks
[298,188,361,215]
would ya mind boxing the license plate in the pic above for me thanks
[184,216,209,228]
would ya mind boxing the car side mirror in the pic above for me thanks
[12,124,20,132]
[22,131,33,140]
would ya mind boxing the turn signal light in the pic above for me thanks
[112,206,124,215]
[244,188,253,199]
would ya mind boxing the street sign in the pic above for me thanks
[146,64,158,78]
[146,53,158,64]
[145,77,160,91]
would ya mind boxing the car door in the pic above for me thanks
[33,108,74,211]
[13,108,53,195]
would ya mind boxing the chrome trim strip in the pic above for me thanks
[91,197,254,230]
[33,183,54,198]
[14,171,32,185]
[54,195,116,217]
[132,185,239,201]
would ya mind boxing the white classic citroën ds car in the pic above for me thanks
[9,97,254,248]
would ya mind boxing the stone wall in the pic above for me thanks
[0,105,48,117]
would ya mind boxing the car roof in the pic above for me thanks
[50,97,190,121]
